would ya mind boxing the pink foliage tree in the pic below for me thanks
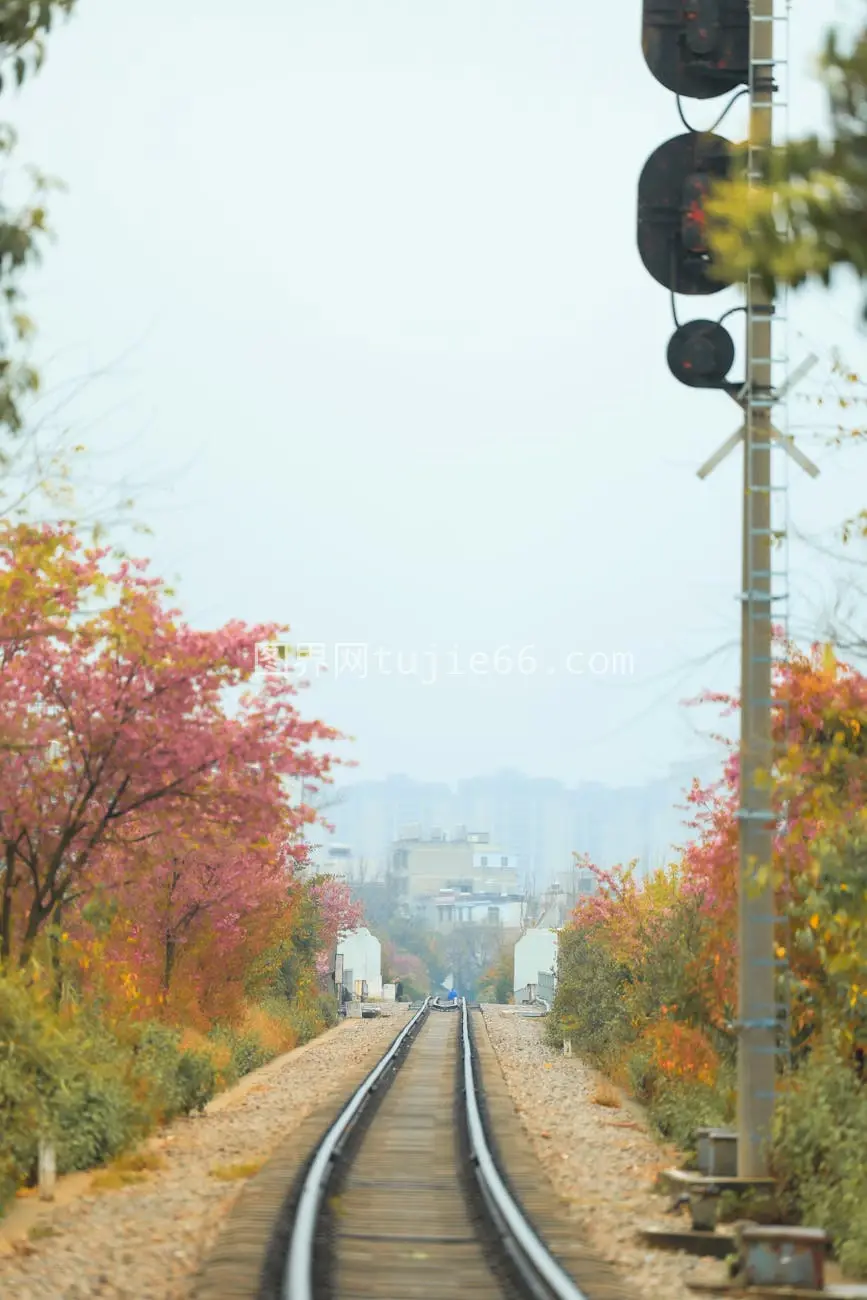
[309,876,364,975]
[0,524,341,965]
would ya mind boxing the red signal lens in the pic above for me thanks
[682,174,710,254]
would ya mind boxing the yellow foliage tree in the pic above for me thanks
[706,13,867,312]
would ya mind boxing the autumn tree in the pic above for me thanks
[0,3,77,448]
[380,914,448,991]
[555,648,867,1084]
[707,8,867,309]
[0,522,341,965]
[92,805,294,1004]
[308,876,364,971]
[478,943,514,1003]
[237,873,362,1024]
[440,923,508,1000]
[703,9,867,596]
[0,2,140,535]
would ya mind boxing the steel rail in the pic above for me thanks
[460,997,590,1300]
[283,994,588,1300]
[283,997,430,1300]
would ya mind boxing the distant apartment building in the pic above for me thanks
[307,841,390,886]
[325,764,722,885]
[531,859,598,928]
[388,825,520,911]
[419,888,525,933]
[306,841,359,881]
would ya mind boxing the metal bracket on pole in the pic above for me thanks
[696,353,821,480]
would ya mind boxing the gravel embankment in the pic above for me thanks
[0,1007,409,1300]
[481,1004,721,1299]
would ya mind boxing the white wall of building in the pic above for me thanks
[513,928,558,996]
[336,927,383,997]
[473,850,517,872]
[310,841,363,880]
[463,897,523,927]
[430,894,524,928]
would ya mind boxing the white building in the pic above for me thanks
[306,840,371,882]
[336,927,383,998]
[317,842,356,879]
[427,889,524,931]
[472,849,519,879]
[513,928,558,1003]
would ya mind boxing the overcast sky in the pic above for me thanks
[9,0,867,788]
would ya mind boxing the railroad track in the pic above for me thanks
[195,1000,635,1300]
[284,998,622,1300]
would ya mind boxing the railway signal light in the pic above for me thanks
[667,318,735,389]
[637,130,733,296]
[638,6,747,394]
[642,0,750,100]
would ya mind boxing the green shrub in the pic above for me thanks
[318,992,339,1029]
[174,1047,216,1113]
[208,1024,270,1079]
[130,1022,215,1120]
[232,1032,269,1076]
[286,1006,317,1045]
[295,994,337,1043]
[646,1075,731,1151]
[624,1043,658,1104]
[548,928,634,1063]
[54,1070,140,1172]
[547,918,735,1162]
[395,976,425,1002]
[0,975,69,1208]
[0,976,219,1215]
[771,1045,867,1275]
[623,1044,733,1152]
[0,981,140,1205]
[0,971,335,1217]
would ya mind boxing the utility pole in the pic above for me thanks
[703,0,817,1180]
[735,0,777,1180]
[639,0,819,1180]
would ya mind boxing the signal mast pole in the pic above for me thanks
[736,0,777,1180]
[639,0,819,1182]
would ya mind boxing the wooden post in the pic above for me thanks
[38,1138,56,1201]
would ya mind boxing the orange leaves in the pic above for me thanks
[562,641,867,1096]
[641,1019,721,1090]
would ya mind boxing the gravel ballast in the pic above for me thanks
[0,1007,410,1300]
[1,1002,724,1298]
[480,1003,721,1299]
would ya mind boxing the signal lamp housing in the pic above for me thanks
[637,131,733,296]
[667,319,735,389]
[642,0,750,100]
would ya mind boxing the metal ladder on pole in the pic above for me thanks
[773,0,796,1075]
[745,0,794,1078]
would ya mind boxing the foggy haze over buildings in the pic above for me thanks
[320,759,721,887]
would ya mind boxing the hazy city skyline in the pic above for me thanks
[317,760,720,885]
